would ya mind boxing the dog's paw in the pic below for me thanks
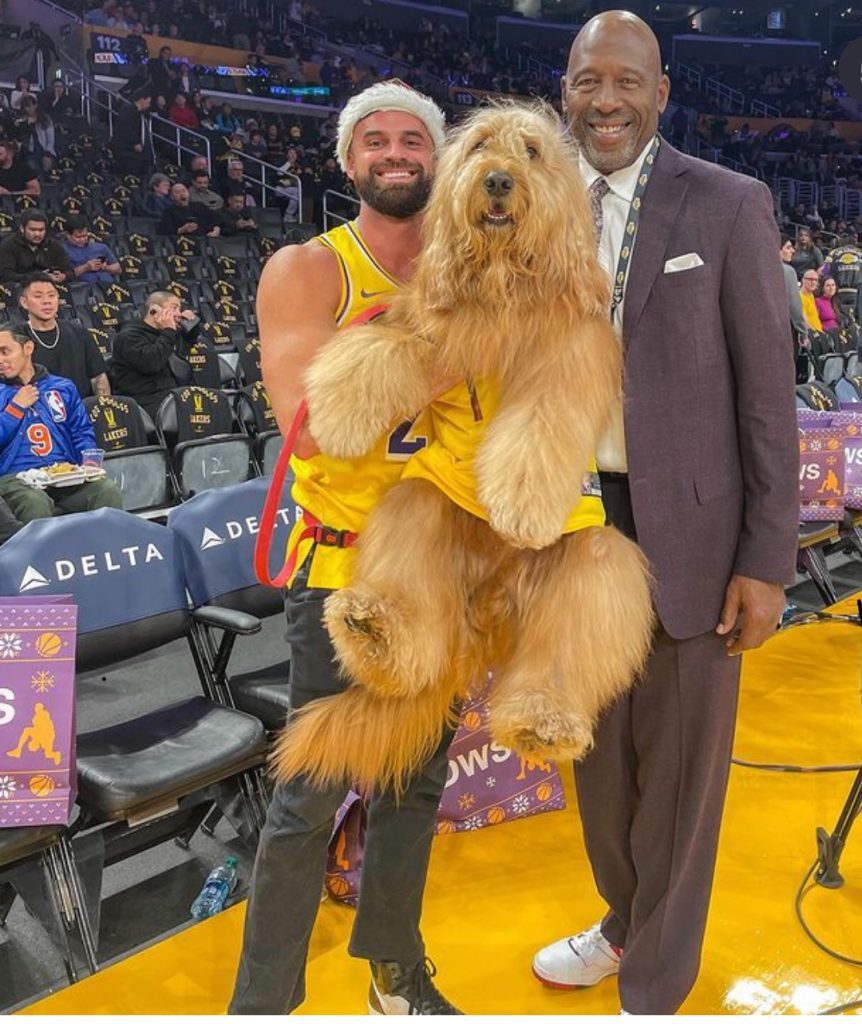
[307,405,381,459]
[323,590,415,697]
[485,500,564,551]
[491,699,594,762]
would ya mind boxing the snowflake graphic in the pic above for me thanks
[463,815,483,830]
[485,776,496,788]
[31,671,55,694]
[457,793,476,811]
[0,776,16,800]
[810,440,823,452]
[511,795,531,814]
[0,633,22,659]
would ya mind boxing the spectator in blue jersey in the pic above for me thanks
[62,216,122,284]
[0,325,122,522]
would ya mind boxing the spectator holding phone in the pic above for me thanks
[61,216,121,284]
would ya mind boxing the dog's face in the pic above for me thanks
[419,103,609,315]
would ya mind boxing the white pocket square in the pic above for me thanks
[663,253,704,274]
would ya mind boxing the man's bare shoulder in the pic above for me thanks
[262,237,340,289]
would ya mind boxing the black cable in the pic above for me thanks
[795,859,862,968]
[732,757,862,774]
[819,999,862,1015]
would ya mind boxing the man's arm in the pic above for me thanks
[258,241,341,459]
[91,373,111,397]
[718,179,800,650]
[82,328,110,397]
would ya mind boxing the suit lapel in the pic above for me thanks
[622,141,690,347]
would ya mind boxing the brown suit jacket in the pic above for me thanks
[621,140,799,639]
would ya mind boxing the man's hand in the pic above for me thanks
[48,270,66,283]
[133,143,143,152]
[12,385,39,409]
[154,304,181,330]
[178,222,198,234]
[0,186,8,196]
[716,574,785,656]
[207,226,221,237]
[85,258,103,273]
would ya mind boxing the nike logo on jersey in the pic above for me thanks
[360,288,388,299]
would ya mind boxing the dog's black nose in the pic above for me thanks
[484,171,513,197]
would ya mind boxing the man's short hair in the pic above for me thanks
[142,290,177,316]
[19,209,48,228]
[780,233,794,247]
[21,272,58,292]
[191,170,208,182]
[149,172,170,190]
[65,214,88,233]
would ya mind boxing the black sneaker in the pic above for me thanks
[368,957,463,1015]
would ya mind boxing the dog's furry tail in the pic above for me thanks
[270,680,460,796]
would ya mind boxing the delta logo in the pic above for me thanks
[199,505,300,551]
[17,543,166,592]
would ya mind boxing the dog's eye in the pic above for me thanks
[472,139,486,152]
[526,145,538,160]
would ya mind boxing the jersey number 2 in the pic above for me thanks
[27,424,54,458]
[386,419,427,461]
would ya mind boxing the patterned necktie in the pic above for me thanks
[589,177,610,249]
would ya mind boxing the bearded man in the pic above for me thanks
[228,82,461,1017]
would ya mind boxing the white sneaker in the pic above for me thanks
[533,923,623,989]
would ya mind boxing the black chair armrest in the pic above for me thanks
[191,605,262,635]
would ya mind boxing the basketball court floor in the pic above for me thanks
[16,596,862,1015]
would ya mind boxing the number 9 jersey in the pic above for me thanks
[0,368,97,476]
[286,220,432,591]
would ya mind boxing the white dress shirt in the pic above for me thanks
[577,136,658,473]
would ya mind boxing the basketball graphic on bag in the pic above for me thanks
[327,875,350,898]
[487,806,506,824]
[536,782,554,802]
[29,774,56,797]
[35,633,63,658]
[435,819,456,835]
[462,710,481,731]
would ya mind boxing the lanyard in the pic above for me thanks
[608,135,660,323]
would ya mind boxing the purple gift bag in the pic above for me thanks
[0,596,77,828]
[435,676,566,834]
[799,427,845,522]
[324,791,364,906]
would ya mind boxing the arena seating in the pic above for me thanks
[168,478,294,731]
[0,825,96,980]
[0,509,272,956]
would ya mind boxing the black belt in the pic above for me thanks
[598,471,629,483]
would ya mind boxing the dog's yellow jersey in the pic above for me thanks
[287,220,431,590]
[402,378,606,532]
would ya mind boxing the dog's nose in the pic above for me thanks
[484,171,513,197]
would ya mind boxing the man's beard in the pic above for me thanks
[570,114,643,175]
[354,163,432,219]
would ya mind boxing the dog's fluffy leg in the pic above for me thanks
[488,526,655,762]
[305,310,436,459]
[270,673,462,796]
[325,480,469,696]
[475,315,620,549]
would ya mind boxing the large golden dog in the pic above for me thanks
[273,102,655,793]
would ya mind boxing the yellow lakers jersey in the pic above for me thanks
[402,378,606,533]
[287,220,431,590]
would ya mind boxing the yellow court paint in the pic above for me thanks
[21,598,862,1015]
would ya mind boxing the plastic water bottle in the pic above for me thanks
[190,856,238,920]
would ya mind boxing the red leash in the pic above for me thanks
[254,302,390,588]
[255,399,359,589]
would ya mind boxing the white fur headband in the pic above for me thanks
[336,80,446,173]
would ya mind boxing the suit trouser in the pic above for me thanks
[229,559,454,1014]
[574,474,741,1015]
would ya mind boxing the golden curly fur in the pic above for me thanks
[271,102,656,794]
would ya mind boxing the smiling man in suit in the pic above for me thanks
[531,11,799,1015]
